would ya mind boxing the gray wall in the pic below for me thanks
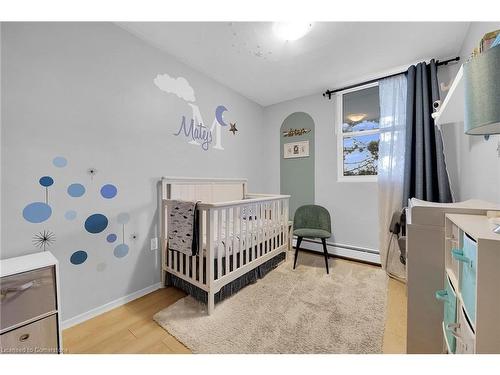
[1,22,267,321]
[280,112,315,219]
[441,22,500,204]
[264,94,379,251]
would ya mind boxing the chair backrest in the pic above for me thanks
[293,205,331,233]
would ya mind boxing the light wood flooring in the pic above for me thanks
[63,256,407,354]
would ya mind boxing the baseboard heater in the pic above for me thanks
[292,237,380,265]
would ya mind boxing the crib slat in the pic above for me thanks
[225,208,229,276]
[217,209,222,279]
[180,250,184,275]
[256,202,261,257]
[232,206,237,271]
[238,206,243,268]
[245,206,254,262]
[201,210,206,284]
[253,203,258,260]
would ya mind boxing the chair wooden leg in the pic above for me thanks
[321,238,330,274]
[293,236,302,270]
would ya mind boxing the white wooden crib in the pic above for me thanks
[160,177,290,314]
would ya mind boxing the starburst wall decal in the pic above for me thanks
[32,230,56,251]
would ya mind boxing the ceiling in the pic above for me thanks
[118,22,470,106]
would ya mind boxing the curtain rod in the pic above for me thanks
[322,56,460,100]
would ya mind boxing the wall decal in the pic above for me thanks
[100,184,117,199]
[70,250,88,265]
[113,243,129,258]
[215,105,229,127]
[67,183,86,198]
[52,156,67,168]
[32,230,55,251]
[84,213,108,234]
[87,168,98,181]
[154,73,228,151]
[154,73,196,102]
[64,210,77,221]
[106,233,117,243]
[39,176,54,204]
[283,128,311,137]
[229,122,238,135]
[23,202,52,223]
[113,212,131,258]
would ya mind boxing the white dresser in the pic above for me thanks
[0,252,62,354]
[406,198,500,353]
[438,214,500,354]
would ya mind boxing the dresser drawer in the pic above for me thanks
[0,266,57,332]
[436,274,458,353]
[459,233,477,324]
[0,314,58,354]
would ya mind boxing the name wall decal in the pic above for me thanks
[154,73,236,152]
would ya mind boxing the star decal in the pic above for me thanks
[32,230,56,251]
[229,122,238,135]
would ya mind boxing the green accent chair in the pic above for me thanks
[293,204,332,274]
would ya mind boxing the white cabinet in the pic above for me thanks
[439,214,500,354]
[0,252,62,354]
[406,198,500,354]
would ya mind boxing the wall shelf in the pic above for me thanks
[435,65,464,126]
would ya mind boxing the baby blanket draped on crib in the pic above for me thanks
[167,200,200,256]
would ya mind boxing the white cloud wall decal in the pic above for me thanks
[154,73,196,102]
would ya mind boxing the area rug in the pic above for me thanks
[154,251,388,353]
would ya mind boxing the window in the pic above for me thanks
[336,82,380,182]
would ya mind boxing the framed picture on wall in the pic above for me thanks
[284,141,309,159]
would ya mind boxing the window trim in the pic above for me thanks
[335,81,380,183]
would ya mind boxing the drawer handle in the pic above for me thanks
[446,323,463,339]
[435,289,448,301]
[451,249,472,266]
[19,333,30,342]
[0,281,36,299]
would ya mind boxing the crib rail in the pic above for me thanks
[163,194,289,313]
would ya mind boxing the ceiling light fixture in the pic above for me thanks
[273,22,313,41]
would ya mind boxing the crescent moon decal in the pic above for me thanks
[215,105,229,127]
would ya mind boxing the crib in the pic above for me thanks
[160,177,290,315]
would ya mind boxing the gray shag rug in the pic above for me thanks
[154,251,388,353]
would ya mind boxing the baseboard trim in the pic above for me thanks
[61,282,162,330]
[293,238,381,265]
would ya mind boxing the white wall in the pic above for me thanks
[441,22,500,204]
[263,94,379,252]
[1,22,266,321]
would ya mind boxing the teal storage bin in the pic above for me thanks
[456,233,477,324]
[436,275,457,353]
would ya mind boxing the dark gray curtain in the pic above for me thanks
[403,59,452,205]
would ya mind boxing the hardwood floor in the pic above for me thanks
[63,257,407,354]
[62,288,190,354]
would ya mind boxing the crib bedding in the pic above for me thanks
[201,218,280,258]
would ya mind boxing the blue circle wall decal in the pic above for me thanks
[100,184,117,199]
[84,214,108,234]
[70,250,87,265]
[53,156,68,168]
[114,243,129,258]
[67,183,86,197]
[39,176,54,187]
[65,210,77,220]
[23,202,52,223]
[106,233,117,243]
[117,212,130,225]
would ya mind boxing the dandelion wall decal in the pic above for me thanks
[32,230,56,251]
